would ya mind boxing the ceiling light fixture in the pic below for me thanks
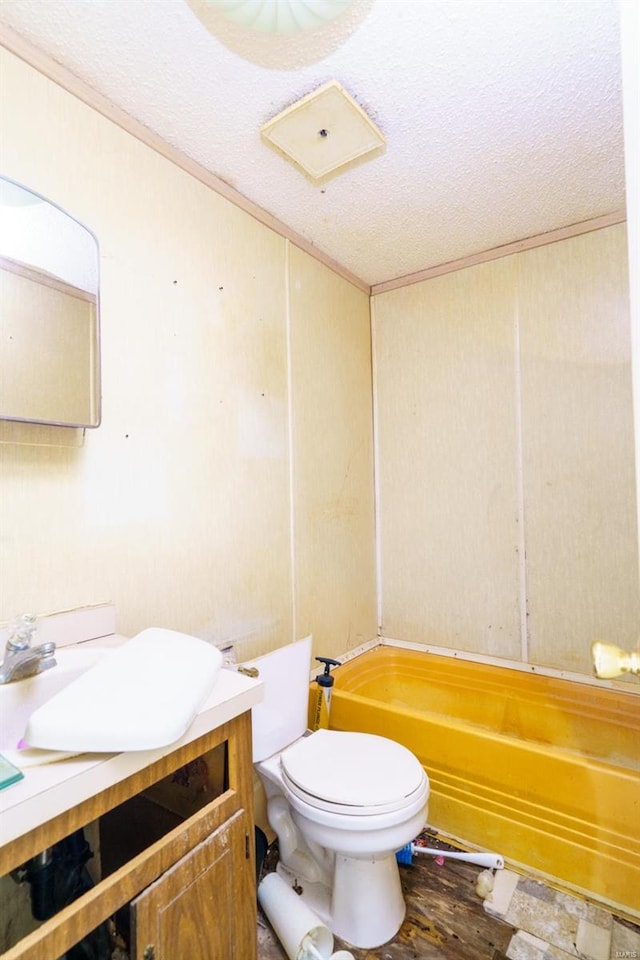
[187,0,374,69]
[215,0,354,34]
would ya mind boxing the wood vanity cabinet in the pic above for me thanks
[131,811,252,960]
[0,710,257,960]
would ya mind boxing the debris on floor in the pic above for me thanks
[257,830,640,960]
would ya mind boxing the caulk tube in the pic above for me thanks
[311,657,341,731]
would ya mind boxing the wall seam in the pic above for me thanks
[370,294,383,635]
[514,262,529,663]
[285,239,297,643]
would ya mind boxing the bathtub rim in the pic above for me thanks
[324,636,640,696]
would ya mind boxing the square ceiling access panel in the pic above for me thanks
[261,80,386,184]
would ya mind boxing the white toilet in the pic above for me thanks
[246,636,429,950]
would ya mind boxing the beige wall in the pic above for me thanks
[289,245,377,659]
[519,227,639,671]
[373,224,639,676]
[0,46,635,679]
[373,256,522,658]
[0,48,376,661]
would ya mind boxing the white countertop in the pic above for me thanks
[0,668,262,849]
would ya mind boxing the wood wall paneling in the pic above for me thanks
[1,42,636,680]
[374,257,522,658]
[0,45,379,663]
[288,244,377,658]
[0,47,292,651]
[373,225,639,676]
[518,225,640,673]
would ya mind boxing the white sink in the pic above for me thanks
[0,645,112,767]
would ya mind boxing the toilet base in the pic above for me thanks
[332,852,406,948]
[276,851,406,949]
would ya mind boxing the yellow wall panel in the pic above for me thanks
[373,226,638,677]
[518,226,639,673]
[288,245,377,658]
[374,257,522,658]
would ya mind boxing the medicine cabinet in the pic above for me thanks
[0,177,101,428]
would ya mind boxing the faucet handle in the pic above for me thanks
[7,613,38,652]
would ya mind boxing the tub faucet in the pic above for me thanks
[0,614,56,684]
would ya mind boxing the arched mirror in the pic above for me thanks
[0,177,100,428]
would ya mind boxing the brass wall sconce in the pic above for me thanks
[591,641,640,679]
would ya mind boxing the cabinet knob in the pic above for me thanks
[143,946,155,960]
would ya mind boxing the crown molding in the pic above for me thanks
[371,211,626,296]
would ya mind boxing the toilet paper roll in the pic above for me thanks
[258,872,334,960]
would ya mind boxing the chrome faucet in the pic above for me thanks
[0,614,56,684]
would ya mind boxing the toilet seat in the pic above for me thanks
[280,729,427,816]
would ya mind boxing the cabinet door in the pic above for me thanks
[131,810,256,960]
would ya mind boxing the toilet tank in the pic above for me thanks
[243,635,312,762]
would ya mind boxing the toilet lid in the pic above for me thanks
[281,729,425,809]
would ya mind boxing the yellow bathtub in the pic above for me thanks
[323,644,640,917]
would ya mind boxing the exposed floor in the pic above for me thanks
[257,832,640,960]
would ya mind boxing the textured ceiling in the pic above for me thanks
[0,0,625,287]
